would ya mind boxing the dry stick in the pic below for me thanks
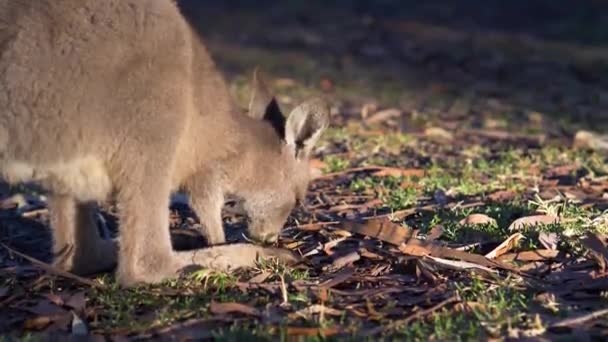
[20,208,49,218]
[315,166,386,180]
[363,295,461,336]
[550,308,608,329]
[0,242,106,289]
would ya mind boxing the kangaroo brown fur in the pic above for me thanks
[0,0,329,287]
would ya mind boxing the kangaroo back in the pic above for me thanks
[0,0,193,165]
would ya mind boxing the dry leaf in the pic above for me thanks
[459,214,497,226]
[319,77,334,92]
[508,215,560,231]
[309,158,327,179]
[399,242,431,257]
[309,158,327,170]
[550,308,608,329]
[428,82,449,94]
[288,304,343,320]
[45,293,65,307]
[360,102,379,119]
[423,255,497,274]
[323,237,347,255]
[497,249,560,262]
[546,164,580,178]
[484,233,524,259]
[463,129,545,146]
[432,243,520,273]
[365,108,401,125]
[65,291,86,312]
[424,127,453,142]
[296,221,339,231]
[371,167,425,178]
[527,111,544,125]
[209,301,260,317]
[327,251,360,271]
[248,272,271,284]
[342,222,520,273]
[539,232,560,250]
[333,229,353,238]
[341,218,523,275]
[340,218,414,245]
[274,78,297,88]
[327,199,383,213]
[416,260,440,283]
[23,316,53,330]
[0,193,28,210]
[359,248,384,260]
[488,190,517,202]
[518,261,551,273]
[467,301,489,312]
[318,267,355,289]
[427,225,444,241]
[573,130,608,151]
[580,233,608,272]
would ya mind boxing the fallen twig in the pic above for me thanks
[0,242,106,289]
[461,128,545,146]
[363,295,461,336]
[314,166,385,180]
[550,308,608,329]
[20,208,49,218]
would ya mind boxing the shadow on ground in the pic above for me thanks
[178,0,608,133]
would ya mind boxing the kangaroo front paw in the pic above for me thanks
[116,267,174,288]
[171,243,300,274]
[117,245,301,287]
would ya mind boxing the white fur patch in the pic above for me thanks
[2,156,111,201]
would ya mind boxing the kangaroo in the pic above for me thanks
[0,0,329,287]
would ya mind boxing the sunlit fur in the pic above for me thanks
[0,0,329,287]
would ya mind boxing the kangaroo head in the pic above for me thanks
[240,68,329,243]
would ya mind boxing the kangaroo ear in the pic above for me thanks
[248,67,273,120]
[247,67,285,138]
[284,98,330,159]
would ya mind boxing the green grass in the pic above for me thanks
[391,276,533,340]
[322,155,350,173]
[72,255,318,334]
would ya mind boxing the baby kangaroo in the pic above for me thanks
[0,0,329,287]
